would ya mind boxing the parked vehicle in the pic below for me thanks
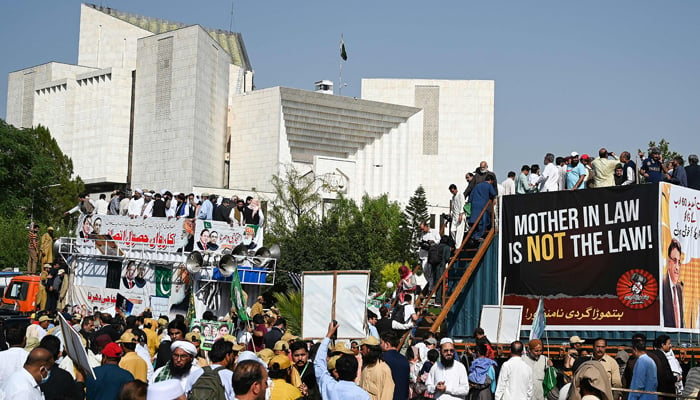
[0,275,41,314]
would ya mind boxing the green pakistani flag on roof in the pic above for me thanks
[340,35,347,61]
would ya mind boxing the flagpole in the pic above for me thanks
[339,59,343,96]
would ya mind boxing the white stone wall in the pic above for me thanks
[229,87,282,193]
[132,26,230,192]
[78,4,152,70]
[7,62,130,184]
[361,79,495,211]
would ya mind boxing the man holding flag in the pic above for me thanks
[525,298,553,400]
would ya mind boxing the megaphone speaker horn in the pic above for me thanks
[185,251,203,274]
[254,247,271,258]
[269,244,281,261]
[218,254,237,277]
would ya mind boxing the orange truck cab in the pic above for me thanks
[1,275,41,314]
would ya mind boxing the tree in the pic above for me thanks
[402,186,429,263]
[640,138,682,164]
[266,164,323,239]
[0,120,83,268]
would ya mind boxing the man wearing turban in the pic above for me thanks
[150,340,200,391]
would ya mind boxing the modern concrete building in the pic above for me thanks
[6,3,252,191]
[5,4,494,213]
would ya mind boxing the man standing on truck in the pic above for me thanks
[40,227,54,266]
[27,223,40,274]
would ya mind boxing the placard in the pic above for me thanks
[479,305,523,344]
[302,271,370,339]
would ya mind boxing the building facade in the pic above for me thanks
[5,4,494,213]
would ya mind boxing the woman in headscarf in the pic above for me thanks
[398,265,417,303]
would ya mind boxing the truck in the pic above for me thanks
[19,214,278,319]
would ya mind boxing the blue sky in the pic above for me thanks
[2,1,698,185]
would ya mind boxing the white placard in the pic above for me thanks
[302,271,369,339]
[479,305,523,344]
[57,313,96,380]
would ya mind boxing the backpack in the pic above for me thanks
[188,366,226,400]
[428,244,443,267]
[391,304,406,323]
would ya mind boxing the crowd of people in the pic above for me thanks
[65,190,264,226]
[498,149,700,196]
[3,300,699,400]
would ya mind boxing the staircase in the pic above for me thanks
[397,199,496,349]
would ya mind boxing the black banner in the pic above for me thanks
[501,185,660,327]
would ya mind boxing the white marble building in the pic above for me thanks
[5,4,494,213]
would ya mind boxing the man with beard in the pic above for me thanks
[494,341,532,400]
[522,339,552,400]
[185,339,235,399]
[151,340,200,391]
[229,199,247,226]
[290,341,320,400]
[156,319,188,369]
[213,197,233,223]
[86,342,135,400]
[127,189,144,218]
[359,336,395,400]
[566,152,587,190]
[463,161,497,199]
[426,337,469,399]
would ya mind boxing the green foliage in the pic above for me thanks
[0,120,83,269]
[640,139,682,163]
[266,164,323,239]
[268,168,410,290]
[0,216,30,269]
[378,262,403,297]
[272,290,302,336]
[402,186,429,264]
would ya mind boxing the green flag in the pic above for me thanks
[230,265,249,322]
[340,35,347,61]
[155,266,172,297]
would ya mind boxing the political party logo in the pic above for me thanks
[616,269,657,309]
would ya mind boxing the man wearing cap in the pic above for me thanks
[118,331,148,382]
[141,191,154,217]
[564,336,585,375]
[495,341,532,400]
[566,152,587,190]
[414,332,437,370]
[26,315,51,341]
[151,340,201,391]
[359,335,394,400]
[148,379,186,400]
[314,321,370,400]
[185,339,235,399]
[86,342,135,400]
[128,189,144,218]
[185,331,208,367]
[268,353,303,400]
[251,296,265,319]
[639,147,665,183]
[40,226,54,266]
[523,339,553,400]
[425,337,469,399]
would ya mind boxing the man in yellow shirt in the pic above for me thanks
[118,332,148,382]
[359,336,395,400]
[269,354,303,400]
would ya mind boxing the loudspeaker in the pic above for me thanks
[218,254,237,277]
[185,251,203,274]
